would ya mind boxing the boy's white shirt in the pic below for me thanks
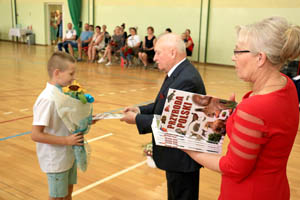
[33,82,74,173]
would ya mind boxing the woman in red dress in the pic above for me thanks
[185,29,194,56]
[185,16,300,200]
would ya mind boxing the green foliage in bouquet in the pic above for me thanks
[62,80,94,104]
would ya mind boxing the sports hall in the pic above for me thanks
[0,0,299,199]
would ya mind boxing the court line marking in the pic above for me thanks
[0,101,153,141]
[0,132,113,142]
[3,112,13,115]
[87,133,113,143]
[0,89,146,115]
[72,160,147,196]
[0,115,33,124]
[1,88,154,115]
[0,131,32,141]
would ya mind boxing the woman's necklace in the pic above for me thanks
[251,76,287,96]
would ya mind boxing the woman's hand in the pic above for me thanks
[182,149,198,158]
[182,149,222,172]
[229,93,236,102]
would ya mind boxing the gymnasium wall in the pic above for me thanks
[0,0,299,65]
[93,0,202,62]
[0,0,73,45]
[208,0,300,65]
[0,0,14,40]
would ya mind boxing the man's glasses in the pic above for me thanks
[233,50,251,55]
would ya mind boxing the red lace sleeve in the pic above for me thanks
[219,107,268,182]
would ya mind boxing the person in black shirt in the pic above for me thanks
[121,23,128,43]
[138,26,157,67]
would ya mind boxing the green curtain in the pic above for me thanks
[68,0,82,36]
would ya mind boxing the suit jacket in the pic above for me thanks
[136,59,206,172]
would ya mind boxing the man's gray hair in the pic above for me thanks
[158,33,186,53]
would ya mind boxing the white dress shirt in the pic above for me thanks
[168,58,186,77]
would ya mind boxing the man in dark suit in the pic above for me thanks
[121,33,206,200]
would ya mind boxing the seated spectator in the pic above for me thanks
[102,25,111,47]
[98,26,124,66]
[185,29,194,56]
[68,23,93,61]
[138,26,157,67]
[57,23,76,53]
[87,26,105,62]
[120,27,141,66]
[121,23,128,42]
[165,28,172,33]
[89,25,94,32]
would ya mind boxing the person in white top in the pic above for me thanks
[87,25,105,62]
[31,52,83,200]
[57,23,77,53]
[120,27,141,66]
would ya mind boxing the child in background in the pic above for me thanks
[31,51,83,200]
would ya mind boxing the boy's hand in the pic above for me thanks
[92,119,100,124]
[66,133,84,146]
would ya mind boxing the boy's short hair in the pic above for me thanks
[47,51,75,78]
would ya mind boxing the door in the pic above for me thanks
[45,3,63,45]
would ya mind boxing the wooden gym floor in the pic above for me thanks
[0,41,299,199]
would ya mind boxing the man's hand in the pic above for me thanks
[120,111,137,124]
[66,133,84,146]
[123,107,140,114]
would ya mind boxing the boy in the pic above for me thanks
[31,51,83,200]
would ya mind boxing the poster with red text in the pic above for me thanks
[151,88,237,154]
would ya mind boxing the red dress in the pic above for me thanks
[187,36,194,52]
[219,74,299,200]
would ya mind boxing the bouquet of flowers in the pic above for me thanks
[121,45,133,57]
[142,142,156,168]
[54,80,94,172]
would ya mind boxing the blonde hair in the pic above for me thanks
[47,51,75,78]
[236,16,300,66]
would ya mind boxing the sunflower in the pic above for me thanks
[62,80,86,93]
